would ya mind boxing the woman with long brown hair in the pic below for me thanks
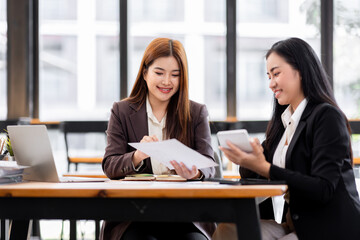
[101,38,216,240]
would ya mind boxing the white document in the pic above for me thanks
[128,139,218,170]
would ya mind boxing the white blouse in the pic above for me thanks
[132,96,174,174]
[145,96,174,175]
[272,98,308,223]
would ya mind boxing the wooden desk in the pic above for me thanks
[0,181,287,240]
[63,172,242,179]
[63,172,108,178]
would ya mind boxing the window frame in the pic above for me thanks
[7,0,360,134]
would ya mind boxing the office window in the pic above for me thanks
[236,0,320,120]
[238,0,289,23]
[96,0,119,21]
[40,0,76,20]
[130,0,184,22]
[40,35,77,107]
[128,0,226,120]
[0,0,6,119]
[39,0,120,120]
[96,36,120,105]
[334,0,360,119]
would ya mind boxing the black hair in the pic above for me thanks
[265,38,353,163]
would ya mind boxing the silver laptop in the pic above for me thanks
[7,125,106,183]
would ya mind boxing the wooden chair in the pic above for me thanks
[60,121,108,172]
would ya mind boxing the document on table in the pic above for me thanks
[128,139,218,170]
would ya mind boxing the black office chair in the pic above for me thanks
[60,121,107,240]
[60,121,108,172]
[0,120,19,130]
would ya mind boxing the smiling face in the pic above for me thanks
[144,56,180,106]
[267,52,305,111]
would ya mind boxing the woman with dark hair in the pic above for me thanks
[100,38,216,240]
[213,38,360,240]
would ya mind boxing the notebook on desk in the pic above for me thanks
[7,125,106,183]
[205,177,286,185]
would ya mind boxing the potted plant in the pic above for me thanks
[0,137,6,160]
[0,130,14,161]
[6,137,14,161]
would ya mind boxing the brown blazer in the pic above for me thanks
[101,99,216,240]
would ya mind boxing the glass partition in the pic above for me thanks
[39,0,120,120]
[237,0,321,120]
[334,0,360,119]
[128,0,226,120]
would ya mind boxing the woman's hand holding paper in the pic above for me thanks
[170,160,200,180]
[133,135,159,167]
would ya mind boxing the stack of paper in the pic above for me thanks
[0,160,28,184]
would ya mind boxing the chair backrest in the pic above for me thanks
[60,121,108,134]
[213,151,223,178]
[0,120,19,131]
[60,121,108,154]
[60,121,108,171]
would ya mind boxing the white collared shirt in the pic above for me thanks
[272,98,308,223]
[144,96,173,175]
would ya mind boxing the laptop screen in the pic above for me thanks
[7,125,60,182]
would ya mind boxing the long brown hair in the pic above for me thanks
[127,38,192,146]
